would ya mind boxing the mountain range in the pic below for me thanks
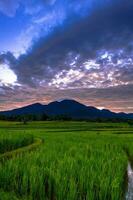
[0,99,133,119]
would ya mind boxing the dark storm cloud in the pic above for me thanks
[7,0,133,87]
[0,52,16,65]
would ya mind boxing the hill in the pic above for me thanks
[0,99,133,120]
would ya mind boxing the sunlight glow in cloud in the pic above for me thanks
[49,69,84,88]
[0,64,17,86]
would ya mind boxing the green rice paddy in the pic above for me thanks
[0,121,133,200]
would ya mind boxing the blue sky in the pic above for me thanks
[0,7,30,54]
[0,0,94,55]
[0,0,133,112]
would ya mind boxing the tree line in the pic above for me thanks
[0,113,133,125]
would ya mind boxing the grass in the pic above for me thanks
[0,133,34,154]
[0,138,42,163]
[0,121,133,199]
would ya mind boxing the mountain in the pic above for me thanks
[0,103,45,116]
[0,99,133,119]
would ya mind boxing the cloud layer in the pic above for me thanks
[0,0,133,112]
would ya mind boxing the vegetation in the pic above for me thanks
[0,134,34,154]
[1,113,133,124]
[0,121,133,199]
[0,138,42,163]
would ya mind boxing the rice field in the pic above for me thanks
[0,133,34,154]
[0,121,133,200]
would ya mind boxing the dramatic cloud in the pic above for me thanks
[0,84,133,113]
[9,0,133,88]
[0,0,133,112]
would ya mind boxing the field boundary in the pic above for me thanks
[0,138,42,162]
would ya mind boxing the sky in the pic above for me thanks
[0,0,133,112]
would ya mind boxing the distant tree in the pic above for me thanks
[128,120,133,126]
[41,113,48,121]
[21,115,29,125]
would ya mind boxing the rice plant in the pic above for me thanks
[0,121,132,200]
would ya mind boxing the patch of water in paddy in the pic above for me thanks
[126,163,133,200]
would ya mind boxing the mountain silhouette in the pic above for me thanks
[0,99,133,119]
